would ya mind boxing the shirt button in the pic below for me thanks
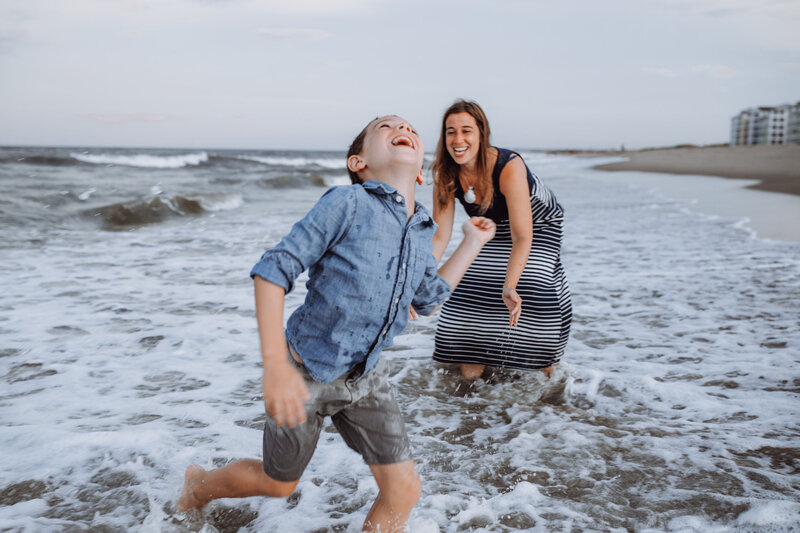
[394,298,399,303]
[395,195,402,203]
[402,262,406,269]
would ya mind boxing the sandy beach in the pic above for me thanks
[582,144,800,242]
[590,144,800,196]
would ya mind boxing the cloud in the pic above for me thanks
[85,113,174,124]
[642,67,679,78]
[782,62,800,71]
[691,64,738,78]
[648,0,799,17]
[642,64,739,79]
[258,28,330,41]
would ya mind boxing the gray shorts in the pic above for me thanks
[262,350,412,482]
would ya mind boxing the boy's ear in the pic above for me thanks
[347,155,366,173]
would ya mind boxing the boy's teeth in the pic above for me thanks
[392,136,413,148]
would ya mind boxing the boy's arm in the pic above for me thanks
[254,276,310,427]
[436,217,496,290]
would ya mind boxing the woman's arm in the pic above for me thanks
[432,189,455,263]
[499,156,533,326]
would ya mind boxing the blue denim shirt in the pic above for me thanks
[250,180,451,384]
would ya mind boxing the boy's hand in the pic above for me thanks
[262,360,311,427]
[463,217,496,244]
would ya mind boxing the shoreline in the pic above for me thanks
[572,145,800,243]
[579,144,800,197]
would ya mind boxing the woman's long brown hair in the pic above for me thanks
[433,99,493,214]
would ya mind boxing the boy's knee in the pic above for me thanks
[386,470,422,509]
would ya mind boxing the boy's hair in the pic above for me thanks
[346,116,385,184]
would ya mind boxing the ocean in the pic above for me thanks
[1,146,798,532]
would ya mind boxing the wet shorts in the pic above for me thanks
[262,348,412,482]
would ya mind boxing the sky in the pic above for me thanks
[1,0,799,151]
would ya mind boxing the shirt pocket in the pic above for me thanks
[411,245,430,287]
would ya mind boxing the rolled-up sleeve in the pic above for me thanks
[250,186,355,292]
[411,251,452,315]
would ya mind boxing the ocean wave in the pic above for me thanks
[70,152,209,168]
[2,155,79,167]
[85,193,241,228]
[322,174,351,187]
[256,173,343,189]
[236,155,346,169]
[196,193,243,212]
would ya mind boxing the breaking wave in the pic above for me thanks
[236,155,346,169]
[86,193,242,228]
[70,152,209,168]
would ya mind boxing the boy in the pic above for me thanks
[178,115,495,532]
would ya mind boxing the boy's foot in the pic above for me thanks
[542,366,553,379]
[177,465,209,512]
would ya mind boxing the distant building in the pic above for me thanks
[789,105,800,144]
[730,102,800,145]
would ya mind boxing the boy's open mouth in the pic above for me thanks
[391,135,415,150]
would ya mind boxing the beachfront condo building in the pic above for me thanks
[730,102,800,145]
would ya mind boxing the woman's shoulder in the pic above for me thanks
[493,148,528,176]
[492,147,524,171]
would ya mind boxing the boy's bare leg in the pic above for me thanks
[542,365,553,379]
[363,459,421,532]
[177,459,298,511]
[460,363,485,381]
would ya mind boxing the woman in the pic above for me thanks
[431,100,572,380]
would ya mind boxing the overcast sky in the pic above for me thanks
[1,0,799,150]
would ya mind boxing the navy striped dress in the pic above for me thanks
[433,148,572,370]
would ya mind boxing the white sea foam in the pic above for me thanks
[0,157,798,532]
[193,193,244,212]
[321,174,351,187]
[236,154,346,169]
[71,151,209,168]
[77,187,96,200]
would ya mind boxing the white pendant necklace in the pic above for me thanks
[464,186,476,204]
[462,172,477,203]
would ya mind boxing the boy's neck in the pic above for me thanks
[372,173,416,220]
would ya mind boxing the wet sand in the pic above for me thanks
[589,144,800,196]
[581,145,800,242]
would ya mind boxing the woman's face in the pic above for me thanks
[444,112,481,167]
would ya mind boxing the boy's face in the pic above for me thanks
[358,116,424,176]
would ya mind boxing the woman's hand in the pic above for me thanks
[408,306,420,321]
[502,286,522,327]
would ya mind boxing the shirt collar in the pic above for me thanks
[361,179,397,196]
[361,180,434,227]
